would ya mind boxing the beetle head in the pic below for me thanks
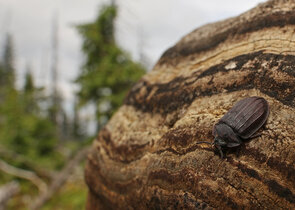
[213,123,242,148]
[213,137,227,147]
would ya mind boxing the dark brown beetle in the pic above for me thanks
[197,96,269,158]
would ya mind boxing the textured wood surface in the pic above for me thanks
[85,0,295,209]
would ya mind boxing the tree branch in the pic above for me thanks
[30,146,91,210]
[0,159,47,194]
[0,147,55,180]
[0,181,19,210]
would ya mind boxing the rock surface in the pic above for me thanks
[85,0,295,209]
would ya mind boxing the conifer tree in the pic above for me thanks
[2,33,15,87]
[76,4,145,130]
[23,66,39,114]
[24,69,34,92]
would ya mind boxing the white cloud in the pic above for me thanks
[116,0,266,66]
[0,0,266,113]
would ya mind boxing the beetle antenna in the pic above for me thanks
[196,141,213,145]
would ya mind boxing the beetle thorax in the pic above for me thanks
[213,123,241,148]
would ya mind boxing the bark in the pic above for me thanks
[85,0,295,209]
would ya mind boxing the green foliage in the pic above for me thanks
[41,179,87,210]
[0,34,15,87]
[0,47,58,161]
[0,85,57,159]
[76,5,145,127]
[0,30,91,209]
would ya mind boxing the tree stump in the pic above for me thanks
[85,0,295,209]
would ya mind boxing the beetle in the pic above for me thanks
[197,96,269,158]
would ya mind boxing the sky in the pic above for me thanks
[0,0,266,121]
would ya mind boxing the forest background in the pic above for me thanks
[0,3,145,209]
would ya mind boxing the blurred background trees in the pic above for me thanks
[0,33,58,160]
[76,4,145,128]
[0,2,145,209]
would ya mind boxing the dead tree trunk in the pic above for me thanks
[85,0,295,209]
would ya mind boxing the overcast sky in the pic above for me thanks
[0,0,266,105]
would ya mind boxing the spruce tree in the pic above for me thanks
[76,4,145,130]
[2,33,15,87]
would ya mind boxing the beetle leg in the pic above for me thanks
[215,144,224,159]
[196,141,212,145]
